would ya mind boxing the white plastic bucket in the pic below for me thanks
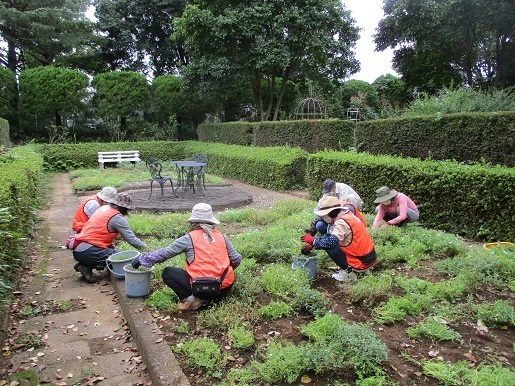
[292,257,317,280]
[106,250,140,279]
[123,264,154,297]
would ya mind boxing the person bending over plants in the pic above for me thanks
[132,203,242,311]
[301,196,377,283]
[72,193,148,283]
[372,186,419,229]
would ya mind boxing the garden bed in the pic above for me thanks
[122,200,515,386]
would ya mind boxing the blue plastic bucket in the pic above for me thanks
[292,257,317,280]
[106,250,140,279]
[123,264,154,297]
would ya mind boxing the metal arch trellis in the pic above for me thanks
[294,97,328,120]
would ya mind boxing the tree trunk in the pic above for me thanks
[252,69,264,121]
[55,112,62,127]
[272,68,290,121]
[7,40,21,140]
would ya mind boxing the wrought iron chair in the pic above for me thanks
[146,158,175,199]
[191,153,208,190]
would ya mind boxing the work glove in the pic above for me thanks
[301,233,315,245]
[301,242,313,255]
[131,256,141,269]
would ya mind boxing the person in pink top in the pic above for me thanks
[372,186,419,229]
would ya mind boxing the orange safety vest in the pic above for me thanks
[75,206,120,248]
[336,211,376,270]
[186,228,234,290]
[72,195,101,232]
[340,200,367,227]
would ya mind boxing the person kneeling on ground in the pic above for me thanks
[372,186,419,230]
[301,196,377,282]
[65,186,118,249]
[131,203,242,311]
[72,193,148,283]
[306,179,366,237]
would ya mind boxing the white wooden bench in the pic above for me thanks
[98,150,141,168]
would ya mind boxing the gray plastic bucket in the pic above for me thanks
[123,264,154,297]
[106,250,140,279]
[292,257,317,280]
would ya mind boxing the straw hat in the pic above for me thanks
[187,203,220,225]
[374,186,397,204]
[314,196,346,216]
[97,186,117,203]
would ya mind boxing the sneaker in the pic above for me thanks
[332,270,357,283]
[178,295,203,311]
[76,264,97,283]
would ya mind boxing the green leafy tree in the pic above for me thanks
[94,0,188,77]
[375,0,515,91]
[0,0,96,137]
[18,67,89,140]
[341,80,379,112]
[372,74,412,114]
[174,0,360,121]
[92,71,149,132]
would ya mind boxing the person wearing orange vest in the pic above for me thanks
[72,186,118,233]
[131,203,242,311]
[306,179,365,237]
[65,187,118,250]
[301,196,377,283]
[72,193,148,283]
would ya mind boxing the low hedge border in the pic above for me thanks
[36,141,513,241]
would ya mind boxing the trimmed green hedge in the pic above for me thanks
[198,112,515,166]
[0,146,44,303]
[356,112,515,166]
[197,122,253,146]
[37,141,189,171]
[198,119,355,153]
[307,151,515,241]
[177,142,308,190]
[38,141,309,190]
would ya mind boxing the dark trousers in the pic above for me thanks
[162,266,232,301]
[325,247,350,271]
[73,246,117,268]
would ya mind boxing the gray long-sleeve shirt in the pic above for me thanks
[138,231,242,269]
[74,213,147,252]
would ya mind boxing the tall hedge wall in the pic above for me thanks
[307,151,515,241]
[0,146,43,303]
[0,118,9,148]
[356,112,515,166]
[198,112,515,166]
[198,119,355,153]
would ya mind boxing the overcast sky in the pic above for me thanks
[343,0,397,83]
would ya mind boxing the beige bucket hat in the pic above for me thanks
[97,186,117,203]
[187,203,220,225]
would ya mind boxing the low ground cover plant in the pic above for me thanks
[69,168,515,384]
[123,199,515,385]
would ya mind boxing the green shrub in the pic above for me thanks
[407,317,462,341]
[260,264,310,297]
[258,301,292,320]
[228,325,255,349]
[291,287,329,317]
[174,338,223,374]
[475,300,515,328]
[253,340,306,384]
